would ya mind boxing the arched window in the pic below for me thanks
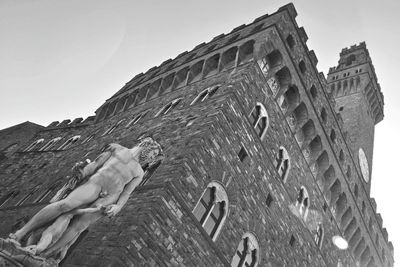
[16,188,38,206]
[0,191,19,208]
[102,119,126,136]
[231,233,260,267]
[39,137,62,151]
[154,98,182,117]
[190,85,220,105]
[314,223,324,248]
[34,184,58,203]
[23,139,44,152]
[296,186,309,220]
[250,103,268,139]
[3,143,18,153]
[126,111,148,127]
[58,136,81,150]
[193,182,228,241]
[274,146,290,182]
[81,134,95,144]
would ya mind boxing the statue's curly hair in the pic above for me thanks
[137,137,164,168]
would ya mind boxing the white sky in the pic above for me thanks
[0,0,399,263]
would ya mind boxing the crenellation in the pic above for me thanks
[231,24,246,33]
[298,26,308,44]
[47,121,59,127]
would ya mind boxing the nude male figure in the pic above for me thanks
[10,137,163,248]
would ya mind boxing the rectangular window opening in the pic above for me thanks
[266,193,273,208]
[238,146,248,162]
[289,235,296,247]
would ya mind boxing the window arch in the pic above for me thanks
[39,137,62,151]
[126,111,148,127]
[154,98,182,117]
[0,191,19,208]
[314,223,324,248]
[102,119,126,136]
[274,146,290,182]
[296,186,309,220]
[193,182,228,241]
[58,136,81,150]
[231,232,260,267]
[250,103,269,139]
[34,184,59,203]
[190,85,220,105]
[23,139,44,152]
[3,143,18,153]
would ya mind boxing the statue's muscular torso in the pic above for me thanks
[88,144,144,195]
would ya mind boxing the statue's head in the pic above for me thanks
[137,137,163,168]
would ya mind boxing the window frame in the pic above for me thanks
[192,181,228,241]
[23,139,44,152]
[231,232,260,267]
[249,103,269,140]
[154,98,183,117]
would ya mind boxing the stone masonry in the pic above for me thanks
[0,3,393,267]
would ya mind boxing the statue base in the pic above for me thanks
[0,238,58,267]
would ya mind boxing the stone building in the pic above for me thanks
[0,3,394,267]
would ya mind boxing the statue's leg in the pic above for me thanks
[43,212,102,259]
[12,183,101,242]
[34,213,75,254]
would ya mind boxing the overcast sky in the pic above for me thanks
[1,0,399,264]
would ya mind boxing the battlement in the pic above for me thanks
[46,116,95,129]
[96,3,318,123]
[340,41,367,56]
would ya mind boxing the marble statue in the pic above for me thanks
[7,137,163,263]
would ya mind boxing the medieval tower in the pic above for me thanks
[0,3,394,267]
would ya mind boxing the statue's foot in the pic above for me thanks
[7,233,21,247]
[21,245,38,255]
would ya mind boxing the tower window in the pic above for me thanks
[296,186,309,220]
[231,233,259,267]
[330,129,336,143]
[250,103,269,139]
[354,184,359,199]
[320,108,327,123]
[339,150,345,162]
[314,223,324,248]
[345,54,356,66]
[310,85,317,99]
[193,182,228,241]
[23,139,44,152]
[274,146,290,182]
[154,98,183,117]
[299,60,307,74]
[286,34,295,49]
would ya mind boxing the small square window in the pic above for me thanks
[238,147,248,162]
[266,193,274,207]
[289,235,296,247]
